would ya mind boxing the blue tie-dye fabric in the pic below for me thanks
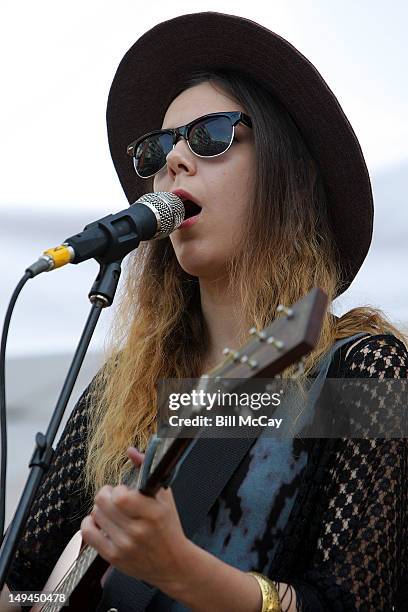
[191,434,307,573]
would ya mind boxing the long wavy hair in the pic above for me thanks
[85,69,404,495]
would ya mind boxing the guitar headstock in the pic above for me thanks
[136,287,328,495]
[205,287,328,380]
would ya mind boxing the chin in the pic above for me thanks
[171,237,231,278]
[175,255,226,280]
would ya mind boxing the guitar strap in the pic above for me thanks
[96,332,367,612]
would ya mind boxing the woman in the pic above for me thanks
[6,12,407,612]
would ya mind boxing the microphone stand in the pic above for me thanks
[0,259,123,589]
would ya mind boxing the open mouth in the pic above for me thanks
[182,199,202,220]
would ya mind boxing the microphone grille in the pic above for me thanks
[133,192,185,238]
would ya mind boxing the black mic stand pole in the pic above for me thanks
[0,259,123,589]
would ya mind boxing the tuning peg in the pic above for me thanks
[232,346,258,369]
[276,304,294,318]
[248,327,267,341]
[222,348,240,362]
[294,357,306,377]
[266,336,284,350]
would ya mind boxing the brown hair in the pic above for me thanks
[85,70,404,495]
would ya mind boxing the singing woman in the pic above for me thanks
[6,12,407,612]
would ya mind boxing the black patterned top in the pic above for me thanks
[6,334,408,611]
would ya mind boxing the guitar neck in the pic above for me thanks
[139,437,191,497]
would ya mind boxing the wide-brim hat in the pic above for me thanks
[106,11,373,294]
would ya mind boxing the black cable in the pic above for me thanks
[0,271,32,544]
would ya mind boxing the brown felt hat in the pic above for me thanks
[106,11,373,294]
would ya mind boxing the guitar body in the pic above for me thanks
[30,531,108,612]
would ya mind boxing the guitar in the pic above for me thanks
[27,287,327,612]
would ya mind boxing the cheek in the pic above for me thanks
[220,168,253,219]
[152,171,167,192]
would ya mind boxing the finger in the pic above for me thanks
[81,515,116,561]
[94,485,138,529]
[95,481,164,522]
[155,486,182,524]
[112,485,164,521]
[95,484,148,523]
[155,485,175,506]
[91,506,101,529]
[126,446,145,467]
[92,503,130,545]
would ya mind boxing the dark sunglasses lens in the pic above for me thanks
[189,116,233,156]
[134,132,173,177]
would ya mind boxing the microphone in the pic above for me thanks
[26,192,185,277]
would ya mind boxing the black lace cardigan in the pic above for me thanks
[6,334,408,611]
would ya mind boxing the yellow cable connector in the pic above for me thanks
[43,244,73,269]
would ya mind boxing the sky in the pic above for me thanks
[1,0,407,213]
[0,0,407,356]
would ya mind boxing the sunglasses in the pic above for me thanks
[126,111,253,179]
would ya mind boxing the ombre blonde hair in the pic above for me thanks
[85,70,405,496]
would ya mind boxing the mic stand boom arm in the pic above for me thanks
[0,259,123,590]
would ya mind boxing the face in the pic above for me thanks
[153,81,255,281]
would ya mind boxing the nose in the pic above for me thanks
[166,136,197,179]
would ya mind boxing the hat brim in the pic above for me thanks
[106,11,373,295]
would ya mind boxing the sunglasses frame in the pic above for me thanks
[126,111,253,179]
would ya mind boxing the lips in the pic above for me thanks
[172,189,203,220]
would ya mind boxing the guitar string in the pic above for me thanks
[41,545,94,612]
[38,544,97,612]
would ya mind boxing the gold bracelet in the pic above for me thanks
[247,571,281,612]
